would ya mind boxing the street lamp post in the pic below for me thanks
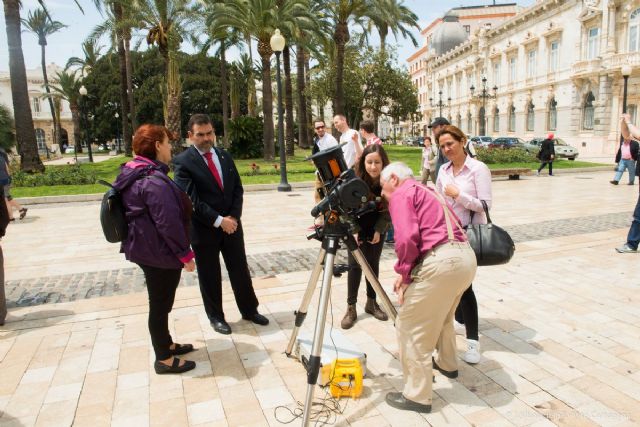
[271,29,291,192]
[470,76,498,136]
[115,111,121,153]
[429,90,450,118]
[79,85,93,163]
[621,64,632,114]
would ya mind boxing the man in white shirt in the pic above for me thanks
[333,114,363,168]
[311,120,338,154]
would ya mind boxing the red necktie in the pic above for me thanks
[203,152,224,190]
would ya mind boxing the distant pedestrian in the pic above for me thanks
[0,186,10,326]
[421,136,437,185]
[358,120,382,146]
[333,114,363,168]
[536,133,555,176]
[610,137,638,186]
[616,114,640,253]
[429,117,450,183]
[0,148,26,221]
[113,124,197,374]
[311,120,339,203]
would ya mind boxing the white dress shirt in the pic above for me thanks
[195,146,225,228]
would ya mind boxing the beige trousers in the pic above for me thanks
[396,241,477,405]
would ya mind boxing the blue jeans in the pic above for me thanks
[626,192,640,250]
[614,159,636,184]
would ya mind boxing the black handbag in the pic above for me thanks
[466,201,515,266]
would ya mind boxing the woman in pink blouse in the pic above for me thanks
[436,125,492,365]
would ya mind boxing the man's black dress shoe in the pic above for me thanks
[385,392,431,413]
[210,318,232,335]
[432,357,458,378]
[242,312,269,326]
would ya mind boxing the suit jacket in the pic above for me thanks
[614,139,639,163]
[173,145,244,246]
[538,139,555,161]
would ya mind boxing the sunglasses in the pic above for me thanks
[315,125,325,130]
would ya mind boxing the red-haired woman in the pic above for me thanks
[113,124,197,374]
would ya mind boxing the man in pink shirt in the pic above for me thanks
[380,162,477,413]
[610,136,639,185]
[358,120,382,146]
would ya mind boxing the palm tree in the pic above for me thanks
[22,8,66,155]
[48,70,83,155]
[133,0,194,153]
[368,0,418,54]
[67,39,104,76]
[327,0,369,116]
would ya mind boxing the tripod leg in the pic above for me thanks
[349,246,398,322]
[285,247,326,356]
[302,240,337,427]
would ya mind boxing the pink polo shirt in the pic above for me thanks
[389,179,466,284]
[621,141,632,160]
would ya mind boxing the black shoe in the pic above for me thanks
[629,183,635,185]
[242,312,269,326]
[210,318,232,334]
[432,357,458,379]
[610,180,619,185]
[385,392,431,413]
[169,343,194,356]
[154,357,196,375]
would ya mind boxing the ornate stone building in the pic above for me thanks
[407,0,639,156]
[0,63,74,153]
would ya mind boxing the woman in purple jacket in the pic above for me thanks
[113,124,196,374]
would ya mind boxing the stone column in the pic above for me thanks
[606,0,617,54]
[596,74,613,136]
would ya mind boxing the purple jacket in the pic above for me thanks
[113,156,194,269]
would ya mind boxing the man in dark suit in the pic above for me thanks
[173,114,268,334]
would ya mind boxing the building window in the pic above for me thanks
[527,50,537,78]
[32,98,41,114]
[35,128,46,151]
[549,41,559,72]
[467,112,473,134]
[508,57,517,83]
[630,9,640,52]
[457,113,462,128]
[508,105,516,132]
[493,61,501,86]
[587,27,599,59]
[548,98,557,131]
[493,107,500,132]
[582,91,595,130]
[526,102,535,131]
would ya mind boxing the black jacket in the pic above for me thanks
[173,146,244,246]
[538,138,555,162]
[614,139,639,163]
[0,186,8,238]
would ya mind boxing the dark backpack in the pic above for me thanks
[98,179,129,243]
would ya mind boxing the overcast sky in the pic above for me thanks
[0,0,535,72]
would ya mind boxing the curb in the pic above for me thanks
[15,166,614,206]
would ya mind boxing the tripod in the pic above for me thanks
[285,220,398,426]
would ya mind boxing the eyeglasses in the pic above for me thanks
[315,125,325,130]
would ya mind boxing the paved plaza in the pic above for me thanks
[1,170,640,426]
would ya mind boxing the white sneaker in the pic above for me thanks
[616,244,638,253]
[463,339,481,364]
[536,170,540,176]
[454,321,466,336]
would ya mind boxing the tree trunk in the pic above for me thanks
[230,69,240,119]
[3,0,44,172]
[124,35,137,132]
[40,44,57,158]
[333,22,350,117]
[246,35,257,117]
[260,54,274,160]
[219,41,230,148]
[70,105,81,153]
[283,47,295,156]
[304,52,313,144]
[295,43,309,149]
[165,53,182,154]
[113,3,132,156]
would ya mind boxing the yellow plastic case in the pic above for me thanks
[327,358,363,399]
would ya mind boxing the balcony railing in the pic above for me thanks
[571,58,602,76]
[605,51,640,71]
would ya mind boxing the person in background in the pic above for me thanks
[311,119,338,155]
[333,114,363,168]
[358,120,382,146]
[429,117,450,184]
[610,136,638,185]
[380,162,477,414]
[421,136,437,185]
[435,125,492,364]
[113,124,197,374]
[0,186,10,326]
[536,133,555,176]
[616,114,640,253]
[464,138,477,158]
[341,144,391,329]
[0,148,26,221]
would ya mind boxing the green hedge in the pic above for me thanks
[12,165,97,187]
[475,147,537,164]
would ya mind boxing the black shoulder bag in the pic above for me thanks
[466,201,515,266]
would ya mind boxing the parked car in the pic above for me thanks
[525,137,579,160]
[488,137,527,149]
[470,136,493,147]
[402,136,423,146]
[65,146,75,154]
